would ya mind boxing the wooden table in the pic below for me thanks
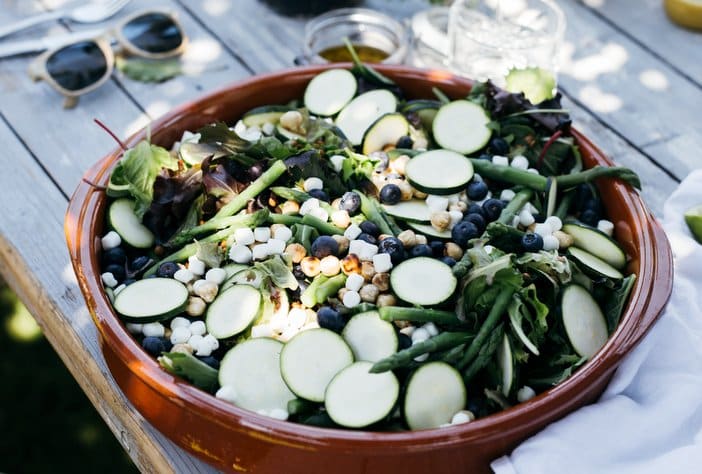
[0,0,699,471]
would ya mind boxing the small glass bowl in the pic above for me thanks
[302,8,409,65]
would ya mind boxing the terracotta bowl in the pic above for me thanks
[65,65,673,473]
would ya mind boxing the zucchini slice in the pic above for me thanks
[219,338,296,413]
[341,311,398,363]
[561,285,609,359]
[567,247,624,280]
[280,329,353,402]
[403,362,466,430]
[276,124,305,142]
[401,100,440,129]
[335,89,397,145]
[432,100,492,155]
[108,198,155,249]
[361,113,410,155]
[114,278,188,323]
[242,105,292,127]
[382,199,432,223]
[390,257,457,306]
[562,223,626,270]
[303,68,357,117]
[206,284,262,339]
[405,149,474,195]
[325,361,399,428]
[406,222,452,239]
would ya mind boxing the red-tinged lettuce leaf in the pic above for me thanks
[111,140,179,218]
[201,156,247,215]
[143,167,203,241]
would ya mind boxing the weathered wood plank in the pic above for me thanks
[577,0,702,88]
[557,0,702,181]
[0,117,184,473]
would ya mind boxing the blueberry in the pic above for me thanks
[583,198,603,215]
[489,137,509,155]
[396,135,414,149]
[482,198,505,222]
[103,247,126,265]
[357,233,378,245]
[463,213,486,233]
[478,153,492,161]
[370,151,390,172]
[580,209,599,226]
[398,332,412,350]
[308,188,330,202]
[130,255,151,273]
[157,261,179,278]
[317,306,346,332]
[359,220,380,237]
[466,181,489,201]
[451,221,480,247]
[521,232,544,252]
[105,263,126,282]
[410,244,433,258]
[429,240,445,257]
[197,356,220,370]
[441,256,457,267]
[142,336,168,357]
[378,237,406,263]
[339,191,361,215]
[311,235,339,258]
[379,184,402,205]
[466,203,485,217]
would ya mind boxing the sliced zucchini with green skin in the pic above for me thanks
[114,278,188,323]
[242,105,292,127]
[406,222,451,239]
[303,69,357,117]
[219,338,296,413]
[361,113,410,155]
[325,361,399,428]
[562,223,626,270]
[221,263,250,279]
[403,362,466,430]
[342,311,398,363]
[390,257,457,306]
[401,100,440,129]
[405,149,474,195]
[561,284,609,359]
[546,179,558,218]
[206,284,262,339]
[335,89,397,146]
[382,199,432,223]
[108,198,155,249]
[280,329,353,402]
[221,268,263,291]
[497,334,515,397]
[432,100,492,154]
[567,247,623,280]
[276,124,305,142]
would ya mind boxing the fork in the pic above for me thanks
[0,0,131,39]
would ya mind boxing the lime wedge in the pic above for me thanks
[505,67,556,104]
[684,204,702,243]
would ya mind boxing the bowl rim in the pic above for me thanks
[65,64,673,452]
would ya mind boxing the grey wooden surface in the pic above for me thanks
[0,0,699,472]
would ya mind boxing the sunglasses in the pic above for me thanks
[29,10,187,108]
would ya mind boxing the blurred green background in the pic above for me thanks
[0,284,137,473]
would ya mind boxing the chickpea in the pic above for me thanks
[341,254,362,275]
[371,272,390,292]
[445,242,464,260]
[397,229,417,248]
[376,294,397,307]
[285,243,307,263]
[300,256,321,277]
[553,230,574,248]
[331,235,350,255]
[279,110,304,134]
[431,211,451,232]
[359,284,380,303]
[281,200,300,215]
[361,261,376,281]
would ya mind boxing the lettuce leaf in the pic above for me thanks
[111,140,179,218]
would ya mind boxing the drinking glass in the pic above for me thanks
[447,0,565,90]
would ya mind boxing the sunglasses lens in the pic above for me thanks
[46,41,108,91]
[122,13,183,54]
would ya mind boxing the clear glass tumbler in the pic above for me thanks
[447,0,565,89]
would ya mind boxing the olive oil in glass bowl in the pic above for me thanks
[302,8,408,65]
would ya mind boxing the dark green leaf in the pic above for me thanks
[284,150,347,196]
[116,56,182,83]
[603,274,637,333]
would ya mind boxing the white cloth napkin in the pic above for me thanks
[492,169,702,474]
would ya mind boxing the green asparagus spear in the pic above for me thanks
[214,159,287,219]
[378,306,464,325]
[370,332,474,373]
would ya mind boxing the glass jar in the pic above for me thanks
[301,8,409,65]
